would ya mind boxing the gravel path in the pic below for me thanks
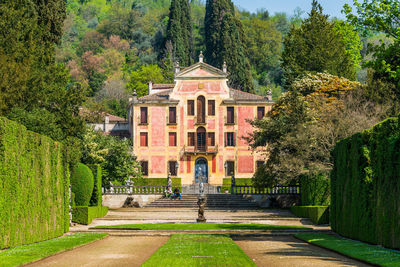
[233,235,372,267]
[27,236,168,267]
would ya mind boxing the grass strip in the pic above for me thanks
[0,233,107,267]
[295,233,400,267]
[142,234,256,267]
[90,223,311,231]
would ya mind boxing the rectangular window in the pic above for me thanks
[188,132,195,146]
[227,107,234,124]
[140,132,148,147]
[169,132,177,146]
[226,161,235,176]
[140,161,148,176]
[257,107,265,120]
[168,107,177,124]
[225,132,235,147]
[207,132,215,146]
[208,100,215,116]
[187,100,194,116]
[169,161,178,176]
[140,107,148,124]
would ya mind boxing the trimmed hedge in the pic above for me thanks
[0,117,69,249]
[300,173,330,205]
[136,178,182,191]
[71,163,94,206]
[89,164,102,207]
[291,206,329,225]
[331,117,400,250]
[222,178,252,192]
[72,206,109,225]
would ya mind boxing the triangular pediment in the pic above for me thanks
[175,62,228,80]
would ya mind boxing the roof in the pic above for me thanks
[138,89,174,102]
[79,108,127,123]
[152,84,175,90]
[106,114,126,122]
[229,89,269,101]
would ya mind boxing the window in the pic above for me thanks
[169,132,177,146]
[225,132,235,147]
[187,100,194,116]
[188,132,195,146]
[227,107,234,124]
[169,161,178,176]
[208,100,215,116]
[197,96,205,123]
[140,107,148,124]
[140,161,148,176]
[207,132,215,146]
[256,161,264,169]
[226,161,235,176]
[168,107,176,124]
[257,107,265,120]
[140,132,148,146]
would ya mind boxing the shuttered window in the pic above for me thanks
[140,107,148,124]
[225,132,235,147]
[140,161,148,176]
[169,132,177,146]
[187,100,194,116]
[227,107,234,124]
[207,132,215,146]
[169,107,176,124]
[257,107,265,120]
[169,161,178,176]
[140,132,148,146]
[208,100,215,116]
[188,133,195,146]
[226,161,235,176]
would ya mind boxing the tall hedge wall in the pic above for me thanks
[89,164,102,207]
[0,117,69,249]
[331,117,400,250]
[300,173,330,206]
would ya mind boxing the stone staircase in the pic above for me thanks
[145,194,260,209]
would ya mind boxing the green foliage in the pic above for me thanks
[0,117,69,249]
[282,1,356,87]
[72,206,108,225]
[331,117,400,249]
[0,233,107,267]
[165,0,194,66]
[71,163,94,206]
[300,173,330,206]
[291,206,329,224]
[222,178,252,192]
[89,164,102,206]
[135,178,181,190]
[126,64,166,97]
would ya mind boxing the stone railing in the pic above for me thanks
[232,185,300,195]
[103,185,166,195]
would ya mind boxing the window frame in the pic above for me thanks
[140,107,148,124]
[187,100,195,116]
[257,106,265,120]
[169,161,178,176]
[169,132,177,146]
[225,161,235,177]
[140,132,148,147]
[226,106,235,124]
[168,106,177,124]
[140,161,148,176]
[225,132,235,147]
[208,100,215,116]
[187,132,195,146]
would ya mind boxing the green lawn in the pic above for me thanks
[142,234,256,267]
[0,233,107,267]
[295,233,400,267]
[90,223,311,230]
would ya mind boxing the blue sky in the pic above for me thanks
[232,0,355,18]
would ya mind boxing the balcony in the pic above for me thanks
[180,145,218,156]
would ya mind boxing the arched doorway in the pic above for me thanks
[197,95,205,123]
[195,157,208,183]
[196,127,206,152]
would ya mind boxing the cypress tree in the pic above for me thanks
[282,0,355,88]
[204,0,254,92]
[165,0,194,67]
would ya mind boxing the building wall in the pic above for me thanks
[132,79,271,185]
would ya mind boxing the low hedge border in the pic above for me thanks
[136,178,182,191]
[291,206,329,225]
[72,206,109,225]
[222,178,252,192]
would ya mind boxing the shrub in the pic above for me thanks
[331,117,400,250]
[222,178,252,192]
[71,163,94,206]
[135,178,182,191]
[89,164,102,207]
[72,206,109,225]
[291,206,329,225]
[0,117,69,249]
[300,173,330,205]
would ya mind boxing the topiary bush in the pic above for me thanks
[71,163,94,206]
[89,164,102,207]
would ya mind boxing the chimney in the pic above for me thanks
[148,81,153,95]
[199,51,204,63]
[175,61,180,73]
[223,61,227,73]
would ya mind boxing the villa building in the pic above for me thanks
[128,54,273,186]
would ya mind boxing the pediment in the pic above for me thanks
[175,62,227,79]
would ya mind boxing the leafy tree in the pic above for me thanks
[165,0,194,66]
[126,64,166,97]
[282,0,356,87]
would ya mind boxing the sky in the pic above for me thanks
[232,0,355,18]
